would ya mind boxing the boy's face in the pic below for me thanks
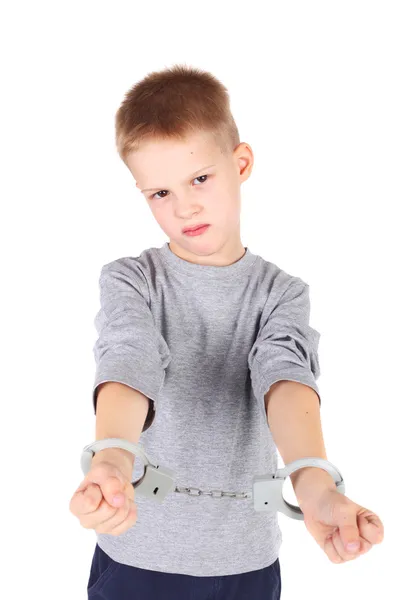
[126,130,254,266]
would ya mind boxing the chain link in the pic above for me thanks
[174,485,252,500]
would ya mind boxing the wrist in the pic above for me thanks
[91,446,135,476]
[291,466,337,508]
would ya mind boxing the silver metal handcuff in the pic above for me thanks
[81,438,345,520]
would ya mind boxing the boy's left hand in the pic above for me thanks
[300,488,384,563]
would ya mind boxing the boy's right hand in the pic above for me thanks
[69,449,137,536]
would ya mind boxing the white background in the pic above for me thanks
[1,1,398,598]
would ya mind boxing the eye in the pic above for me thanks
[151,175,209,199]
[193,174,208,185]
[152,189,168,200]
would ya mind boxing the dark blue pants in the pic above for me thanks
[87,543,281,599]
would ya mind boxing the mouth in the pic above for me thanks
[182,224,210,234]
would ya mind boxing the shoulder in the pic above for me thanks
[253,252,308,299]
[99,245,161,295]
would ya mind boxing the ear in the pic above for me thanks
[235,142,254,182]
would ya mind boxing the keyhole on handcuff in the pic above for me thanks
[153,487,159,495]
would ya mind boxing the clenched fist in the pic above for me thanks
[69,449,137,536]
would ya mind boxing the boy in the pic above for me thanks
[70,64,383,599]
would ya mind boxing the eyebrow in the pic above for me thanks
[140,164,216,193]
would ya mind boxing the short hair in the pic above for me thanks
[115,63,240,166]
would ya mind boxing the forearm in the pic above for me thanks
[265,380,336,507]
[91,382,150,472]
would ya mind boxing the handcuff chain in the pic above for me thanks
[174,485,252,499]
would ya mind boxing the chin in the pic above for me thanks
[169,238,211,258]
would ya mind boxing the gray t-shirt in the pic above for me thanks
[91,241,321,577]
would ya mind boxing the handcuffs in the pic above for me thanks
[81,438,345,521]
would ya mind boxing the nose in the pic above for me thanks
[173,194,202,219]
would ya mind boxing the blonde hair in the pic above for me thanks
[115,63,240,166]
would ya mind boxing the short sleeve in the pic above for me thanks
[247,279,321,424]
[92,259,171,432]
